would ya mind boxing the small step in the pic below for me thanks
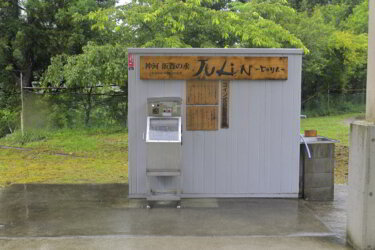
[151,189,179,194]
[147,194,181,201]
[146,169,181,176]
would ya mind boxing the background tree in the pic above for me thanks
[0,0,116,88]
[42,42,128,126]
[284,0,368,115]
[86,0,307,50]
[0,0,116,134]
[342,0,368,34]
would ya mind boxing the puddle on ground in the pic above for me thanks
[181,199,219,208]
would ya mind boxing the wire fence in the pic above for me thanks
[301,92,366,117]
[21,89,365,128]
[0,87,128,137]
[24,89,127,130]
[0,85,366,137]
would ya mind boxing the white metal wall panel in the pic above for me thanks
[128,49,302,197]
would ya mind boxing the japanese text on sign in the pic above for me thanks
[140,56,288,80]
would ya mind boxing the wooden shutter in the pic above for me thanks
[186,80,219,131]
[186,106,218,131]
[187,80,219,105]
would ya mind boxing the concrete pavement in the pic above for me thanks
[0,184,351,249]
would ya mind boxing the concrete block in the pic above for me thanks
[304,173,334,189]
[309,144,335,159]
[347,121,375,250]
[300,144,336,200]
[304,158,334,174]
[304,187,334,201]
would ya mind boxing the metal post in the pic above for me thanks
[327,84,330,113]
[20,72,24,136]
[366,0,375,122]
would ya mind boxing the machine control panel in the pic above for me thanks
[146,97,182,143]
[147,97,182,117]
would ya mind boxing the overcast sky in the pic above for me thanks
[116,0,130,5]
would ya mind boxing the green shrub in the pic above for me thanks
[0,109,19,137]
[2,129,50,145]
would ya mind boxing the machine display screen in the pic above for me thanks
[146,117,181,142]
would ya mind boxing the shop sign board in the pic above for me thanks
[140,56,288,80]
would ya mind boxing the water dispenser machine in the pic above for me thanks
[146,97,182,208]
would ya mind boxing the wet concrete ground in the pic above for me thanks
[302,184,348,240]
[0,184,351,249]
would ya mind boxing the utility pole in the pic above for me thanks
[20,72,24,136]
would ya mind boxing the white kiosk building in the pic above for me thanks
[128,48,303,198]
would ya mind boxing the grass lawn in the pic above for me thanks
[0,127,128,187]
[301,112,365,184]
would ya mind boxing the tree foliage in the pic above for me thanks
[43,43,127,88]
[42,42,128,125]
[85,0,307,51]
[0,0,117,131]
[343,0,368,34]
[0,0,116,88]
[283,1,368,104]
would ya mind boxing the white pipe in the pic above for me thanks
[300,134,311,159]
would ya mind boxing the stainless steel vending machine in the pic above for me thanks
[146,97,182,208]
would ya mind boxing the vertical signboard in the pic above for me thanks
[221,81,230,128]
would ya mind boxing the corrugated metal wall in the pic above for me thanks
[128,49,302,198]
